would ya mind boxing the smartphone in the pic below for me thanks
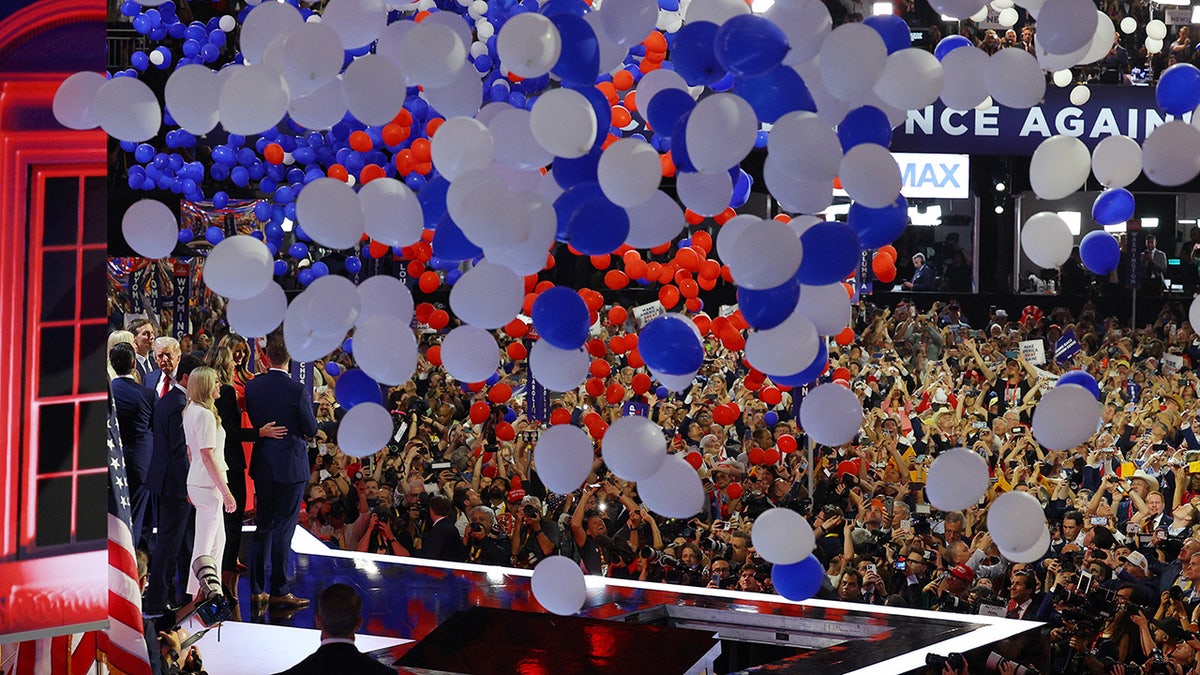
[900,519,913,533]
[1013,426,1026,436]
[1091,516,1108,525]
[866,564,877,575]
[431,461,452,471]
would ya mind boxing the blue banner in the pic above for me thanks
[172,260,190,340]
[891,86,1187,156]
[1055,330,1081,364]
[527,367,549,422]
[621,401,650,417]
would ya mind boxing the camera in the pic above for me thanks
[985,652,1039,675]
[925,652,966,671]
[699,537,731,558]
[640,546,681,568]
[373,507,391,524]
[468,521,485,533]
[522,504,539,519]
[187,555,233,628]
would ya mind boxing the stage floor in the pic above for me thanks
[201,529,1040,674]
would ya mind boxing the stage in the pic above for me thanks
[193,529,1043,674]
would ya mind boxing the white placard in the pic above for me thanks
[1019,340,1046,366]
[632,301,665,327]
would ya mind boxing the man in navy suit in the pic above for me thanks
[127,318,156,382]
[110,343,157,551]
[274,584,394,675]
[144,353,204,615]
[421,494,465,562]
[145,336,181,401]
[902,252,936,291]
[245,331,318,607]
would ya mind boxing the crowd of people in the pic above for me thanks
[110,292,1200,674]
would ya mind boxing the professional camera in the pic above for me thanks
[925,652,966,671]
[372,506,392,524]
[984,652,1039,674]
[640,546,681,568]
[468,521,485,534]
[700,537,732,559]
[170,556,233,631]
[522,504,539,519]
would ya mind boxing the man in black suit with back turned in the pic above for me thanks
[421,494,466,562]
[273,583,394,675]
[144,353,204,616]
[110,343,156,551]
[244,331,318,608]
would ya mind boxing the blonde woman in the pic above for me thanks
[184,366,237,599]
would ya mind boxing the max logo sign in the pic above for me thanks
[834,152,970,200]
[901,161,963,190]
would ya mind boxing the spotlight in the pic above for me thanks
[994,205,1005,214]
[994,181,1006,192]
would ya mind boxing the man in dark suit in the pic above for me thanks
[111,343,157,551]
[902,252,936,291]
[274,583,393,675]
[127,318,157,382]
[145,336,181,400]
[244,331,318,608]
[421,494,465,562]
[144,354,204,615]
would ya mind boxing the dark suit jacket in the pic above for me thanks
[215,384,251,474]
[146,386,188,498]
[274,641,394,675]
[910,264,936,291]
[145,368,170,398]
[244,370,318,485]
[422,517,465,562]
[112,376,155,490]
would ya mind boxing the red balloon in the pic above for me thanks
[495,421,515,441]
[748,447,766,465]
[426,344,442,366]
[835,327,856,346]
[763,448,781,465]
[631,372,652,394]
[692,313,712,336]
[604,270,629,289]
[504,318,530,338]
[550,408,572,426]
[877,244,898,262]
[587,338,608,358]
[469,401,490,424]
[760,386,782,406]
[875,265,897,284]
[488,383,512,404]
[658,284,680,309]
[684,452,703,470]
[726,483,744,500]
[506,342,528,360]
[427,309,449,330]
[712,403,737,426]
[834,378,851,389]
[591,420,608,439]
[627,349,644,368]
[418,270,440,293]
[608,306,628,324]
[833,367,851,382]
[778,435,798,453]
[585,377,605,397]
[605,382,625,404]
[590,359,612,379]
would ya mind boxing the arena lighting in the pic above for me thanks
[281,217,294,233]
[908,204,942,226]
[1193,6,1200,22]
[872,2,893,15]
[1142,217,1160,228]
[1104,222,1128,233]
[750,0,776,13]
[1058,210,1082,235]
[1180,219,1197,225]
[995,181,1006,192]
[994,205,1005,214]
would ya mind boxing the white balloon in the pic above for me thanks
[598,138,661,208]
[204,235,274,300]
[421,63,484,120]
[686,93,758,173]
[430,117,494,181]
[715,214,759,262]
[353,315,418,385]
[799,383,863,447]
[764,0,831,65]
[795,59,851,127]
[449,260,523,329]
[52,71,104,131]
[219,65,288,136]
[984,48,1045,109]
[1146,36,1164,55]
[321,0,387,49]
[625,190,686,248]
[534,425,596,494]
[1142,121,1200,187]
[1120,16,1137,34]
[288,78,347,131]
[1190,296,1200,333]
[598,0,658,46]
[762,156,834,214]
[725,218,804,290]
[1033,383,1101,450]
[635,70,689,115]
[342,54,407,126]
[675,170,733,217]
[529,340,590,392]
[447,171,531,250]
[752,508,815,565]
[356,275,414,326]
[1079,12,1117,65]
[875,49,944,111]
[122,199,177,259]
[638,454,706,519]
[1034,31,1091,72]
[602,415,667,481]
[939,45,989,111]
[401,21,467,89]
[282,294,345,361]
[240,1,302,65]
[998,6,1018,25]
[987,491,1046,552]
[585,13,630,75]
[1052,69,1073,87]
[1037,0,1098,54]
[278,22,345,97]
[164,65,221,135]
[227,281,287,338]
[497,13,561,78]
[682,0,749,24]
[650,367,698,392]
[925,448,990,511]
[530,88,597,159]
[795,282,851,335]
[300,275,361,338]
[1020,211,1074,269]
[1146,18,1167,40]
[488,106,554,170]
[485,196,557,275]
[423,11,474,58]
[375,19,416,67]
[94,76,160,142]
[839,144,901,209]
[656,8,683,33]
[441,325,500,383]
[531,555,587,616]
[930,0,987,20]
[358,177,423,248]
[998,524,1051,563]
[819,23,888,103]
[337,402,394,457]
[296,177,365,250]
[1029,135,1090,200]
[745,312,819,377]
[767,111,841,183]
[1069,84,1091,106]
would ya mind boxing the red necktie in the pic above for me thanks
[160,376,170,398]
[1006,601,1019,619]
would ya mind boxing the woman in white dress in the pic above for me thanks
[184,366,237,598]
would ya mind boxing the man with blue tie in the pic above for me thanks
[245,331,319,608]
[144,353,204,616]
[145,336,181,400]
[127,318,156,382]
[110,343,156,551]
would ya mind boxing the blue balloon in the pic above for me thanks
[177,228,193,244]
[288,242,309,259]
[848,194,908,249]
[772,555,824,601]
[311,261,329,277]
[731,64,816,124]
[863,14,910,54]
[417,176,451,228]
[553,146,602,189]
[431,214,484,262]
[713,14,789,78]
[738,277,801,330]
[1091,188,1135,226]
[297,268,316,286]
[531,286,591,350]
[796,221,861,285]
[772,340,829,386]
[1156,63,1200,116]
[1079,230,1120,275]
[763,410,779,426]
[669,111,696,172]
[645,88,695,139]
[837,106,892,152]
[730,169,752,208]
[1057,370,1100,400]
[554,181,607,241]
[324,362,341,377]
[549,14,600,88]
[205,225,225,245]
[655,386,670,398]
[344,255,363,274]
[335,368,383,409]
[504,407,518,423]
[639,315,704,376]
[671,21,727,86]
[567,196,629,255]
[934,35,973,60]
[273,259,288,276]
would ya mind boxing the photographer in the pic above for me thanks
[1093,584,1152,666]
[924,564,975,614]
[572,484,615,576]
[355,508,411,557]
[464,506,510,566]
[511,495,560,569]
